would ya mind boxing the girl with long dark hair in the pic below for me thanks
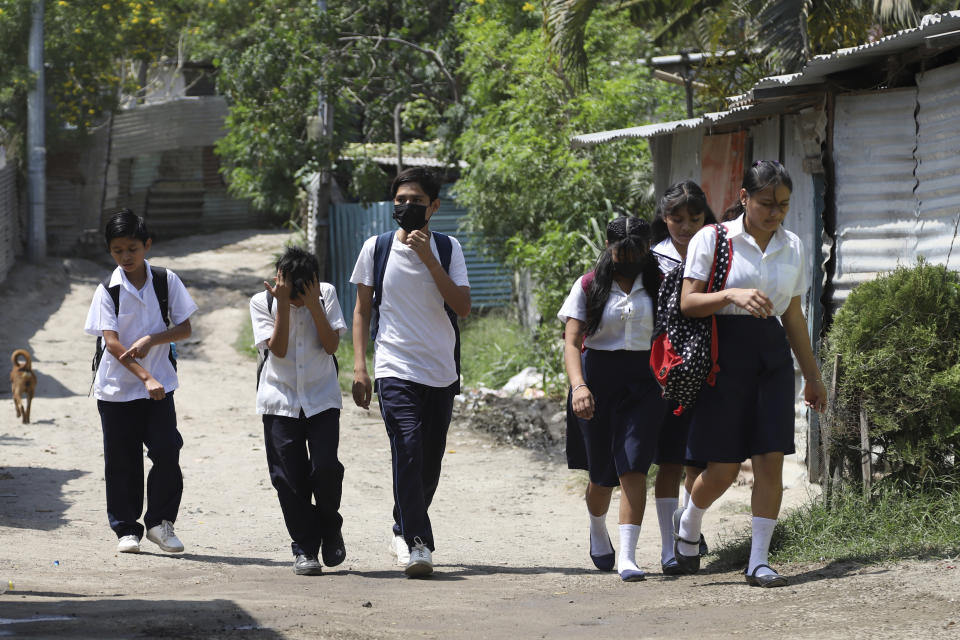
[648,181,717,575]
[558,216,663,582]
[672,161,827,587]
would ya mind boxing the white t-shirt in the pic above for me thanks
[84,261,198,402]
[652,237,683,275]
[557,275,655,351]
[684,216,806,316]
[350,232,470,387]
[250,284,346,418]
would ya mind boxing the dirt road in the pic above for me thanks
[1,229,957,639]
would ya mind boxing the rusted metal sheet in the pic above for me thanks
[111,97,229,159]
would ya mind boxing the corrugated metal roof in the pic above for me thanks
[112,97,229,159]
[338,155,467,169]
[572,11,960,146]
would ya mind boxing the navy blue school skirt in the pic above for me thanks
[654,404,706,469]
[568,348,666,487]
[687,316,796,463]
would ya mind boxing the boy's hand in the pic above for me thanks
[265,270,292,302]
[404,230,435,265]
[352,372,372,410]
[302,277,324,312]
[144,376,166,400]
[121,335,154,361]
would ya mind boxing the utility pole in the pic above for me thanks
[27,0,46,261]
[308,0,332,278]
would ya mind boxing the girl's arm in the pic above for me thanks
[103,330,166,400]
[781,296,827,412]
[680,278,775,318]
[563,317,594,420]
[302,279,340,355]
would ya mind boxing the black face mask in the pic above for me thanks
[393,203,428,233]
[613,261,642,279]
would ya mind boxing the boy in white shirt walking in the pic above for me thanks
[250,246,347,576]
[84,209,197,554]
[350,168,471,577]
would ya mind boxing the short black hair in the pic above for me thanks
[104,208,152,248]
[390,167,440,202]
[275,246,320,299]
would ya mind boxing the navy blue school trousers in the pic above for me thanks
[263,409,343,558]
[376,377,457,552]
[97,393,182,539]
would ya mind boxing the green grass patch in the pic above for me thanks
[709,486,960,571]
[459,310,537,390]
[235,318,258,361]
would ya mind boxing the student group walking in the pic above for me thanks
[85,162,826,585]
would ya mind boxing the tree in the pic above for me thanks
[453,1,686,382]
[213,0,465,217]
[543,0,947,101]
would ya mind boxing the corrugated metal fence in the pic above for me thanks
[833,60,960,306]
[0,158,19,284]
[329,194,512,328]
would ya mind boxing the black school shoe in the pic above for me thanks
[321,531,346,568]
[745,564,788,588]
[671,507,700,574]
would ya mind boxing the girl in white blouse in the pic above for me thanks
[558,216,664,582]
[672,161,827,587]
[648,181,717,575]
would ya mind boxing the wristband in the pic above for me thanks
[572,383,588,393]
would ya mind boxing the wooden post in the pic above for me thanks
[822,354,839,492]
[859,407,871,497]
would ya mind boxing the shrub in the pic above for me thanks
[822,258,960,485]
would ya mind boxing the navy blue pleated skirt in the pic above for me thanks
[655,404,706,469]
[687,316,796,463]
[566,349,666,487]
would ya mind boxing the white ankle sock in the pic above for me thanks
[677,501,706,557]
[617,524,641,573]
[655,498,678,564]
[680,486,691,509]
[748,516,777,577]
[589,511,613,556]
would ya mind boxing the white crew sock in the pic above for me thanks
[680,485,692,509]
[677,501,706,557]
[589,511,613,556]
[655,498,678,564]
[748,516,778,577]
[617,524,642,574]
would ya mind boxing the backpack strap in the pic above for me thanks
[150,266,170,327]
[432,232,460,391]
[704,224,733,386]
[370,231,396,342]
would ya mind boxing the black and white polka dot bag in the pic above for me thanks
[649,224,732,415]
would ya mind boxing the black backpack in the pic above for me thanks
[649,224,732,415]
[91,265,176,381]
[370,230,460,394]
[255,291,339,389]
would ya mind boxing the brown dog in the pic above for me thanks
[10,349,37,424]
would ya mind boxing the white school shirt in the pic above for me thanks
[350,232,470,388]
[557,275,655,351]
[250,284,347,418]
[652,237,683,275]
[84,261,198,402]
[683,215,806,316]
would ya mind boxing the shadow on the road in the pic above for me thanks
[341,564,599,581]
[0,597,282,638]
[693,558,875,587]
[140,551,290,568]
[0,466,87,531]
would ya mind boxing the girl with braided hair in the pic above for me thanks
[558,215,664,582]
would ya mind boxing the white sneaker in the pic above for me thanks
[146,520,184,553]
[404,537,433,577]
[117,535,140,553]
[391,533,410,566]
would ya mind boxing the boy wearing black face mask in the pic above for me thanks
[349,168,471,577]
